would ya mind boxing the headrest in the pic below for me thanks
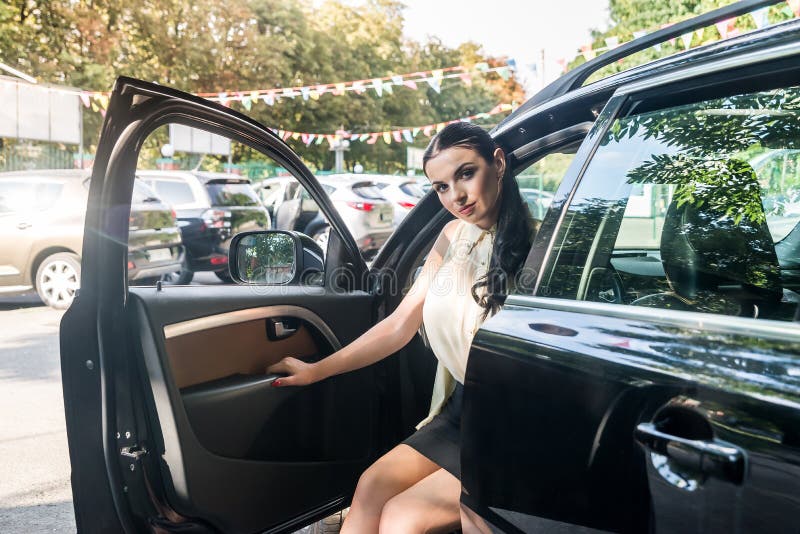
[660,159,782,301]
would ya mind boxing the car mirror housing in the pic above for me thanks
[228,230,324,285]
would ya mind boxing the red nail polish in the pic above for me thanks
[273,379,281,387]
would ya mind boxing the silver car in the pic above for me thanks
[260,174,394,258]
[366,175,425,225]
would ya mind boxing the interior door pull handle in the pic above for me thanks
[267,318,298,341]
[17,222,32,230]
[634,423,745,484]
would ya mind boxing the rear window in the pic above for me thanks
[205,182,260,206]
[0,180,63,214]
[151,180,196,205]
[352,183,385,200]
[132,180,160,204]
[399,182,424,197]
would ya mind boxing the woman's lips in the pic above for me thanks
[458,202,476,215]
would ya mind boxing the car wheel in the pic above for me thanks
[214,269,234,283]
[312,227,330,251]
[35,252,81,309]
[160,265,194,285]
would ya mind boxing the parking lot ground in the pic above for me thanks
[0,293,74,533]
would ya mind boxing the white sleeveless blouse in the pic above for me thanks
[417,220,495,428]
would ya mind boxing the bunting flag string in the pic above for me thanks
[76,61,515,112]
[270,102,516,148]
[562,1,798,73]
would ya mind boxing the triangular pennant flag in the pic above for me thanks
[654,42,662,52]
[382,82,393,95]
[218,92,229,105]
[262,92,275,106]
[300,87,311,101]
[315,135,324,145]
[474,62,489,72]
[788,0,800,17]
[372,79,383,97]
[696,28,705,40]
[316,85,328,96]
[680,33,693,50]
[325,134,335,146]
[98,95,109,110]
[432,69,444,80]
[507,58,517,70]
[291,132,301,140]
[458,73,472,86]
[435,122,445,132]
[367,133,378,144]
[412,127,420,137]
[392,130,402,143]
[715,19,732,39]
[423,125,433,137]
[605,36,620,49]
[333,83,346,96]
[352,81,365,94]
[250,90,259,102]
[633,30,647,40]
[402,129,413,143]
[80,92,91,108]
[476,113,490,119]
[497,66,511,80]
[91,99,100,113]
[391,75,403,85]
[277,130,285,139]
[310,90,320,100]
[382,132,391,144]
[404,80,418,90]
[302,133,311,145]
[359,133,370,142]
[426,77,441,93]
[241,94,252,111]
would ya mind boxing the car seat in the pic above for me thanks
[631,159,783,318]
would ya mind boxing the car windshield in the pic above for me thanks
[206,182,260,206]
[352,183,385,200]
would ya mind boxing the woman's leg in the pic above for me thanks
[341,444,440,534]
[378,468,461,534]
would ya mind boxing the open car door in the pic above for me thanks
[59,77,437,533]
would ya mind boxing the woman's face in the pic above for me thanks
[425,146,505,230]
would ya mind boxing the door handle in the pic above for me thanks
[634,423,745,484]
[266,317,298,341]
[17,222,32,230]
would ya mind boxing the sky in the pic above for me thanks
[400,0,610,94]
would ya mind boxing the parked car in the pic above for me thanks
[519,187,554,220]
[364,174,425,224]
[260,174,394,258]
[137,170,270,283]
[59,3,800,533]
[0,170,182,308]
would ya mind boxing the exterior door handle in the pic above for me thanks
[17,222,32,230]
[634,423,745,484]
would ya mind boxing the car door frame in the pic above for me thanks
[60,77,375,533]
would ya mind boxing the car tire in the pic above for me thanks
[35,252,81,309]
[312,226,330,251]
[214,269,234,283]
[160,264,194,285]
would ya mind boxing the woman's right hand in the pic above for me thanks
[266,356,321,387]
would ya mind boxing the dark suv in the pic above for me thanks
[137,171,270,283]
[59,2,800,533]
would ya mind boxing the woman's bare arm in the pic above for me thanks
[267,219,459,386]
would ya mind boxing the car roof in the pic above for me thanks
[0,169,91,180]
[136,169,251,184]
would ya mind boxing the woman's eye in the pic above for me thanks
[462,169,475,178]
[435,184,448,193]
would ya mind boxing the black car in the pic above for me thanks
[60,2,799,532]
[137,171,270,283]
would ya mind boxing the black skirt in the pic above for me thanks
[402,383,463,479]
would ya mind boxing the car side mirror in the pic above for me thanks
[229,230,324,285]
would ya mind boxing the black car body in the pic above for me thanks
[59,2,800,532]
[137,171,270,282]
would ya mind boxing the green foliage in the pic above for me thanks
[0,0,523,172]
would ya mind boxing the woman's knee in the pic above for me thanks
[378,494,422,534]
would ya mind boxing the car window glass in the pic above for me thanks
[205,181,260,206]
[151,180,196,205]
[352,183,385,200]
[537,85,800,322]
[516,151,575,221]
[0,180,63,214]
[132,180,159,204]
[399,182,424,198]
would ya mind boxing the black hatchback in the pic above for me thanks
[59,1,800,533]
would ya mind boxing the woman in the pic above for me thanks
[267,122,532,532]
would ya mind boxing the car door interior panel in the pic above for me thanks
[127,285,383,532]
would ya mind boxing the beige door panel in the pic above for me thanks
[165,319,320,389]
